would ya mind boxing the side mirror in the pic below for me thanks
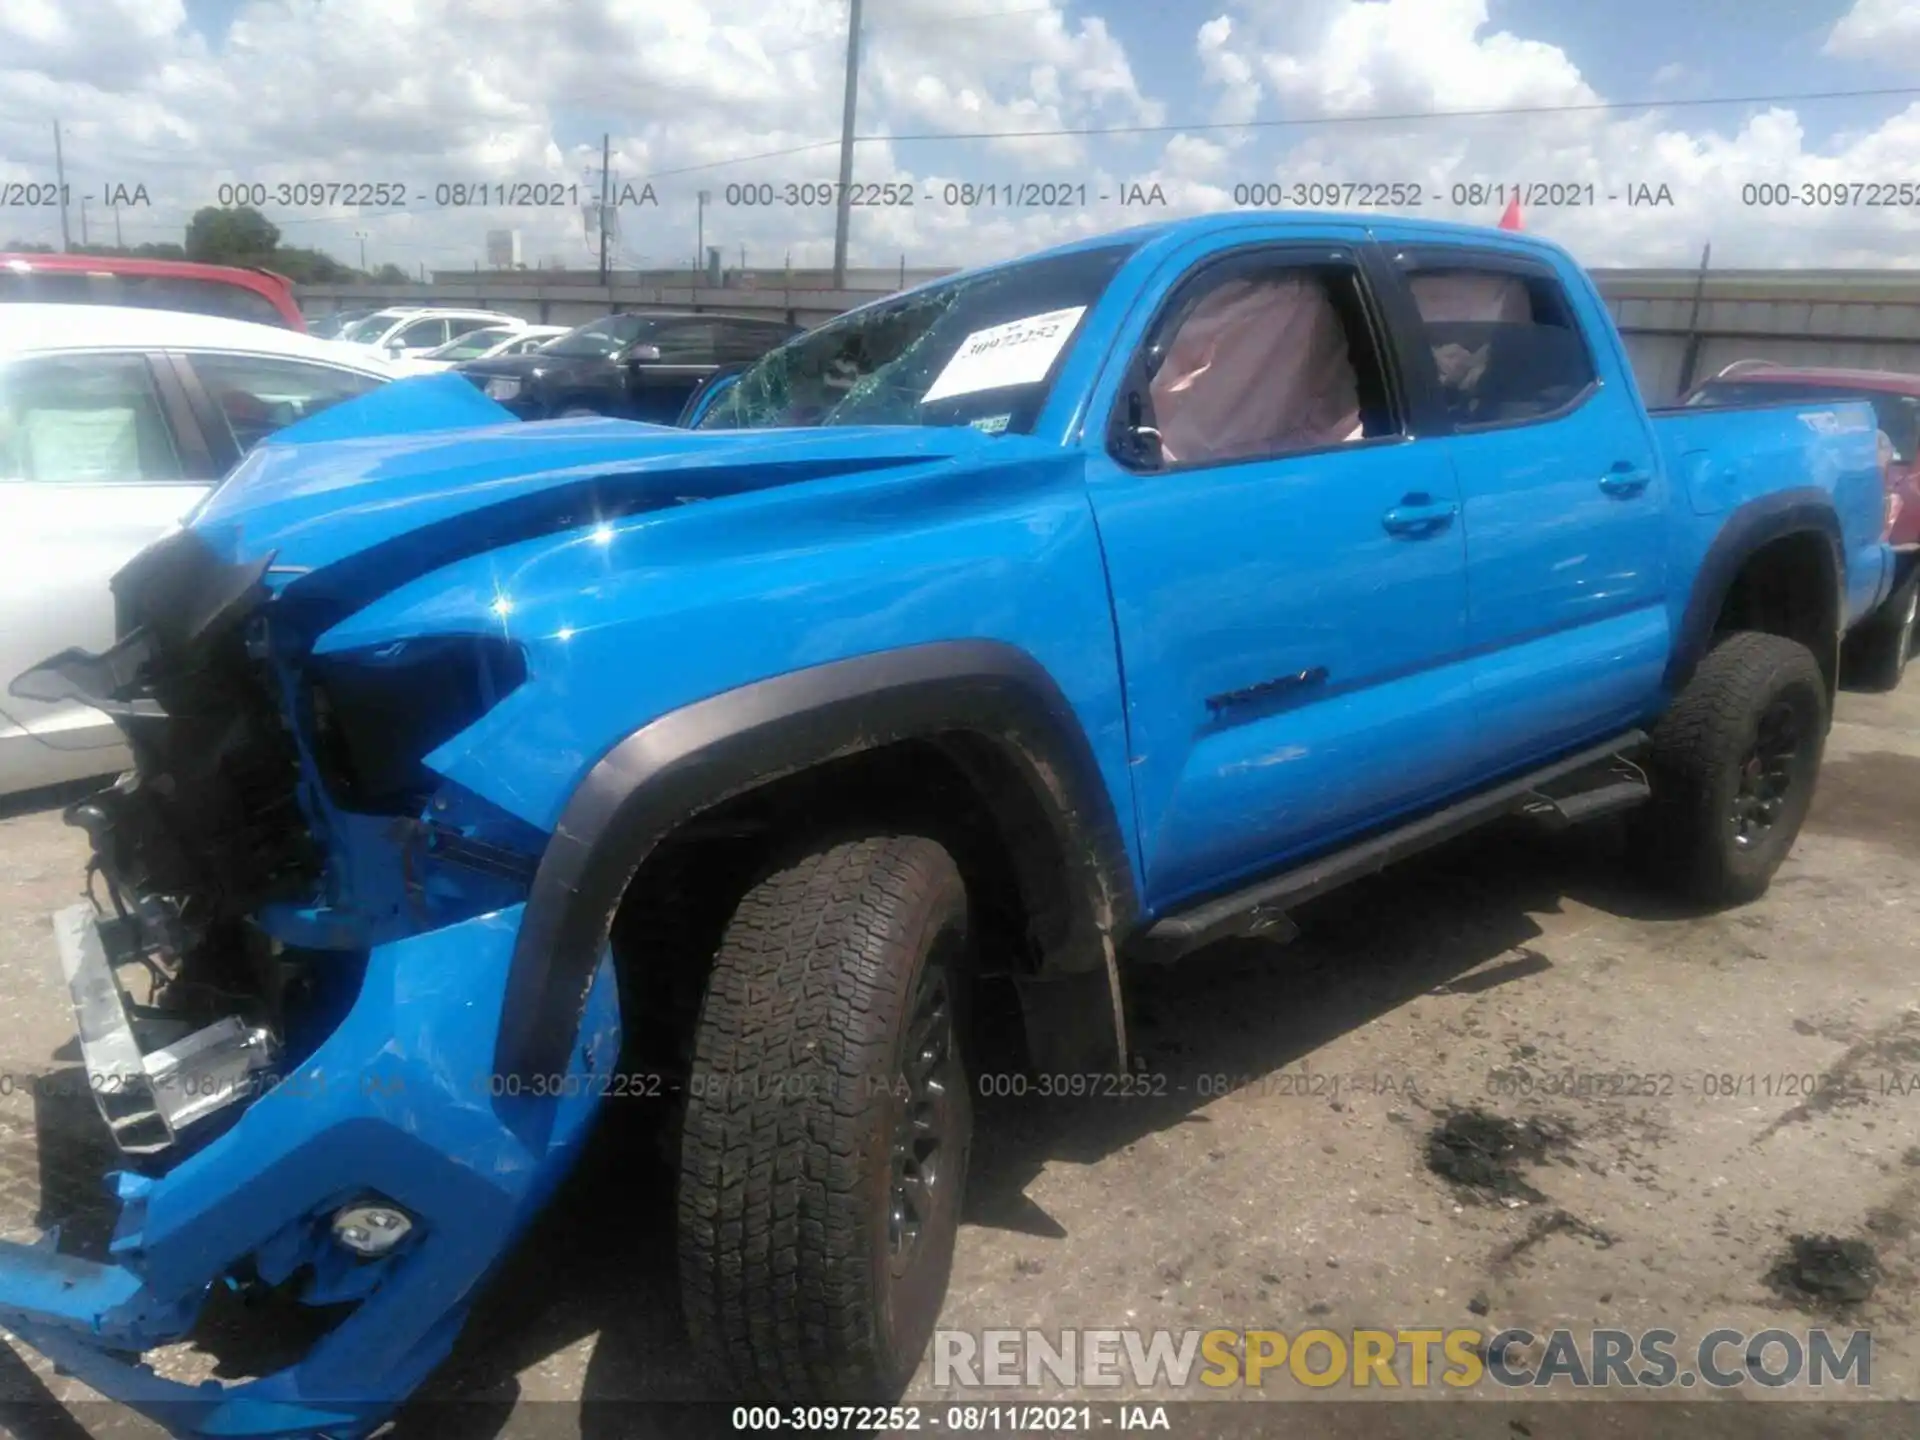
[626,343,662,365]
[386,340,405,356]
[1115,389,1163,469]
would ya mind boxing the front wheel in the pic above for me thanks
[678,833,973,1402]
[1631,630,1828,906]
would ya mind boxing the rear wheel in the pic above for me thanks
[1631,630,1828,905]
[1843,569,1917,693]
[677,833,973,1402]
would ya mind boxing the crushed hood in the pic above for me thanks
[184,377,1031,625]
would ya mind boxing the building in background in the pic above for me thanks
[485,230,524,271]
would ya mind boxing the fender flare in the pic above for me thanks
[1663,488,1844,698]
[493,640,1141,1101]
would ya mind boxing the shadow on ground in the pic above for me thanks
[388,814,1718,1438]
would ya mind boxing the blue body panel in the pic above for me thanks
[0,211,1893,1435]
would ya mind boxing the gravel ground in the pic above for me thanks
[1,682,1917,1439]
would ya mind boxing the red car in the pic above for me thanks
[0,252,306,332]
[1684,361,1920,689]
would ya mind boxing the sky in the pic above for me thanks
[2,0,1918,275]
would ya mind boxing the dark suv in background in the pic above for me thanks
[459,310,797,423]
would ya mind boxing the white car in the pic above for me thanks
[389,323,570,374]
[0,305,404,797]
[332,307,526,361]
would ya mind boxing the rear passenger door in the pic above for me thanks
[1379,242,1670,774]
[1082,236,1476,909]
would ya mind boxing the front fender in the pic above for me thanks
[493,640,1141,1138]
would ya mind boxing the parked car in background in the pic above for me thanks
[395,323,569,372]
[0,214,1896,1433]
[458,309,797,422]
[0,253,306,331]
[0,304,403,796]
[1683,360,1920,688]
[333,307,524,361]
[309,305,416,341]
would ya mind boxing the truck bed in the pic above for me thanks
[1648,396,1890,629]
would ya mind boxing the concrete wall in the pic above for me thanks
[1589,268,1920,402]
[301,266,960,329]
[298,265,1920,402]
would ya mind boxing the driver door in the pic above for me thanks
[1082,236,1476,909]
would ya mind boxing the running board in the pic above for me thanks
[1129,731,1647,965]
[1515,754,1651,831]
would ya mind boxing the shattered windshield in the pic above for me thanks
[695,241,1138,435]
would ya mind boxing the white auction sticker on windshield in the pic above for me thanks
[922,306,1087,403]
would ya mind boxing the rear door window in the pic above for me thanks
[0,352,186,483]
[1403,264,1598,427]
[649,320,720,363]
[394,317,452,348]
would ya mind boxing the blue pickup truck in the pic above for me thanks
[0,212,1900,1435]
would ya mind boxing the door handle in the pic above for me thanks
[1599,466,1651,497]
[1381,496,1458,537]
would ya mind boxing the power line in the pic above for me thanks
[878,84,1920,142]
[611,82,1920,184]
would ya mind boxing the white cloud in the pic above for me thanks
[0,0,1917,274]
[1197,17,1262,127]
[1825,0,1920,65]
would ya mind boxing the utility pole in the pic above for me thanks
[52,120,72,253]
[79,197,89,247]
[697,190,710,275]
[598,133,611,286]
[354,230,369,271]
[830,0,863,288]
[113,207,123,248]
[1675,241,1714,396]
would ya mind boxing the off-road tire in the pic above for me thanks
[1632,630,1828,906]
[677,833,973,1402]
[1842,569,1917,694]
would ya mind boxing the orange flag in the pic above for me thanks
[1498,196,1523,230]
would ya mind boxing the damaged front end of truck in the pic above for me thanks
[0,389,624,1438]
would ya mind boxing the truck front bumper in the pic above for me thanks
[0,903,620,1440]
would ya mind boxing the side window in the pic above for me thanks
[1405,265,1597,427]
[1126,262,1396,469]
[719,321,786,363]
[187,354,385,454]
[0,352,184,483]
[394,318,448,348]
[649,321,719,362]
[445,317,499,341]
